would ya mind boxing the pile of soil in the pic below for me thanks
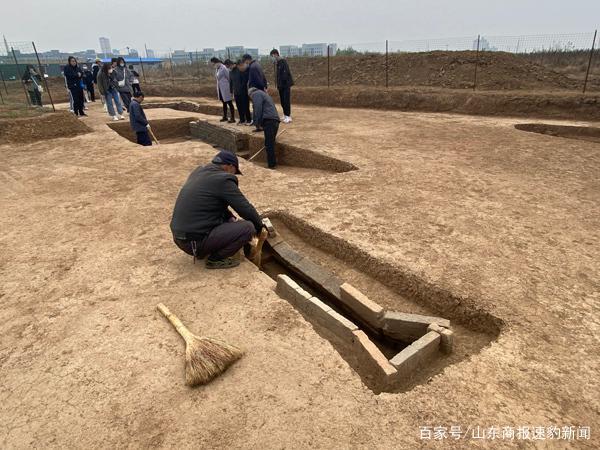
[0,111,91,144]
[148,50,598,91]
[290,51,593,90]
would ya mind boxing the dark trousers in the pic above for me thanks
[86,84,95,101]
[263,119,280,168]
[235,93,251,122]
[174,220,255,260]
[119,91,132,111]
[221,101,235,120]
[278,86,291,116]
[132,83,141,95]
[136,130,152,146]
[69,87,85,115]
[28,90,42,106]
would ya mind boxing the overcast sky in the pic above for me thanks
[2,0,599,54]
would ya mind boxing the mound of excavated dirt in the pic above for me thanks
[0,111,91,144]
[146,50,598,91]
[294,51,591,90]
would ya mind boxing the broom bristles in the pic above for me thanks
[185,334,244,386]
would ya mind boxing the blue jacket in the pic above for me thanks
[247,61,267,91]
[129,99,149,132]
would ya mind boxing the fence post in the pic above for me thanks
[11,47,31,106]
[385,39,389,88]
[583,29,597,94]
[327,44,330,88]
[0,65,8,95]
[169,54,175,86]
[0,84,4,104]
[32,41,55,111]
[473,34,480,91]
[139,56,147,84]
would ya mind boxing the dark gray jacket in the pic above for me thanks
[250,89,280,126]
[170,164,262,239]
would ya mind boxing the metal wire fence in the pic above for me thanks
[1,31,598,112]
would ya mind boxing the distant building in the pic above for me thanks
[99,37,111,57]
[128,48,139,58]
[245,48,259,60]
[225,46,244,60]
[171,50,191,65]
[280,43,337,57]
[280,45,302,57]
[146,48,155,58]
[112,48,121,56]
[473,36,496,51]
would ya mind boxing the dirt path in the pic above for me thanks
[1,100,598,448]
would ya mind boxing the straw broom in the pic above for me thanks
[248,228,269,267]
[157,303,243,386]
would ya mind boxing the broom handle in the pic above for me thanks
[157,303,193,341]
[148,126,160,145]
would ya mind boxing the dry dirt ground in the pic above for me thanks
[1,98,599,448]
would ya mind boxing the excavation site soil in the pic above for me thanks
[1,96,599,448]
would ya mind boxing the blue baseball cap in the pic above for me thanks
[212,149,242,175]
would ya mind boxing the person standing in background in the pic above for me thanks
[97,62,125,121]
[242,53,267,91]
[21,65,43,107]
[92,57,106,110]
[270,49,294,123]
[210,57,235,123]
[128,64,141,95]
[229,60,252,125]
[63,56,86,117]
[82,64,95,102]
[112,57,133,112]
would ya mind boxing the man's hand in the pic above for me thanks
[146,124,151,129]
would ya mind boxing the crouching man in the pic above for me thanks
[170,150,264,269]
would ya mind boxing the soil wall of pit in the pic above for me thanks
[107,117,196,143]
[141,84,600,121]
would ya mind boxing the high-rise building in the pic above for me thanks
[146,48,155,58]
[99,37,111,57]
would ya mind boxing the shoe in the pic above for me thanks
[80,113,88,117]
[228,118,236,123]
[252,128,263,133]
[119,115,125,120]
[237,121,244,125]
[287,116,292,123]
[245,121,252,126]
[267,165,277,170]
[206,257,240,270]
[219,117,228,122]
[112,116,119,121]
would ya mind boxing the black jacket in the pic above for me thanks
[83,70,94,87]
[170,164,262,238]
[92,64,100,83]
[129,99,148,132]
[247,61,267,91]
[63,64,83,90]
[275,58,294,89]
[230,67,249,96]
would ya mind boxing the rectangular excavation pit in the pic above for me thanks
[107,117,197,144]
[259,212,503,393]
[514,123,600,144]
[190,120,358,175]
[144,100,223,117]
